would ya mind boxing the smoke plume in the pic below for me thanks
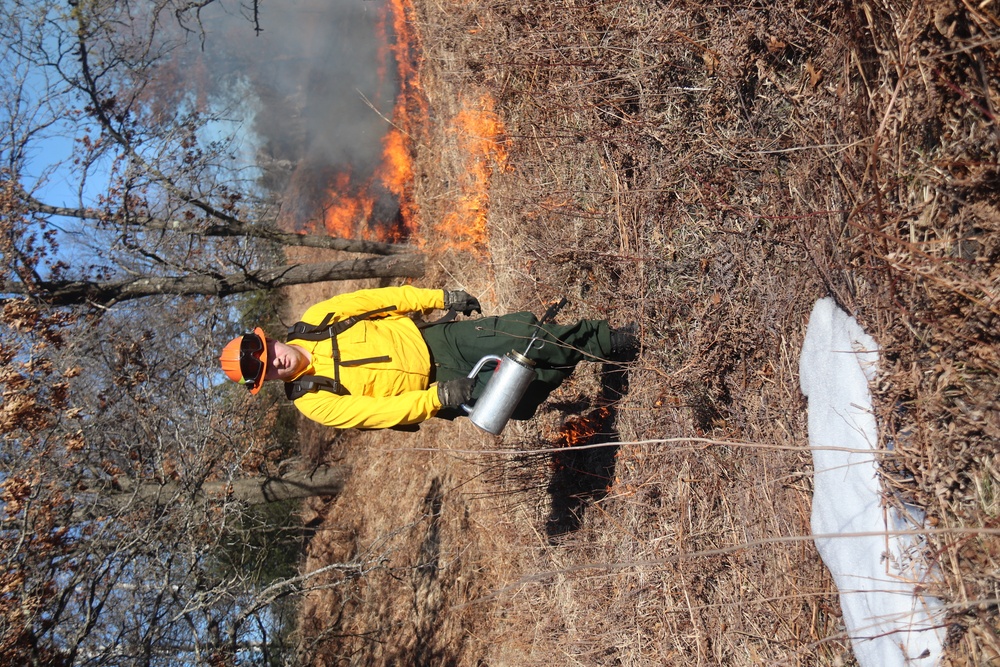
[194,0,405,233]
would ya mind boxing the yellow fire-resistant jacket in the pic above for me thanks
[288,286,446,429]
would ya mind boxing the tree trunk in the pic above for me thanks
[24,197,415,255]
[75,466,348,520]
[2,255,424,307]
[221,466,347,504]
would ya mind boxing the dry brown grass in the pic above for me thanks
[291,0,998,665]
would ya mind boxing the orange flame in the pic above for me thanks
[378,130,412,190]
[381,0,426,240]
[434,94,508,251]
[320,170,372,239]
[317,0,423,243]
[557,406,611,448]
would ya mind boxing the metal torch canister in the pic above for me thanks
[461,350,537,435]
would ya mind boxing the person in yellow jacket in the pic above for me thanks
[219,286,638,430]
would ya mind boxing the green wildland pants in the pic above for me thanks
[420,312,612,421]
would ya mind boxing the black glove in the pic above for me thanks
[444,290,482,316]
[437,377,475,408]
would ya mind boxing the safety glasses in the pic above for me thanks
[239,332,266,389]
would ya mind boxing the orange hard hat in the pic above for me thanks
[219,327,269,395]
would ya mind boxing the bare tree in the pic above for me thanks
[0,290,360,666]
[0,2,414,663]
[0,245,424,308]
[75,465,348,521]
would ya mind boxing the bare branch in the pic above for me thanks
[2,254,425,306]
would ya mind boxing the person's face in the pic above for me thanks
[263,339,311,382]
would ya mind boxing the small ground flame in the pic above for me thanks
[547,405,617,539]
[556,406,612,450]
[435,94,509,251]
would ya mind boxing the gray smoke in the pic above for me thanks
[196,0,402,200]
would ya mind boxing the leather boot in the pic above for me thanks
[609,324,639,361]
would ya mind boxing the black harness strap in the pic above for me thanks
[414,309,457,329]
[284,306,397,399]
[285,375,349,400]
[286,306,397,342]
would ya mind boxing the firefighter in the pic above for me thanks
[219,286,638,430]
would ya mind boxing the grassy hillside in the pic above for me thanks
[293,1,998,664]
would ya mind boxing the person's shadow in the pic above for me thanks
[544,362,629,542]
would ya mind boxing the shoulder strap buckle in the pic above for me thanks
[285,375,350,400]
